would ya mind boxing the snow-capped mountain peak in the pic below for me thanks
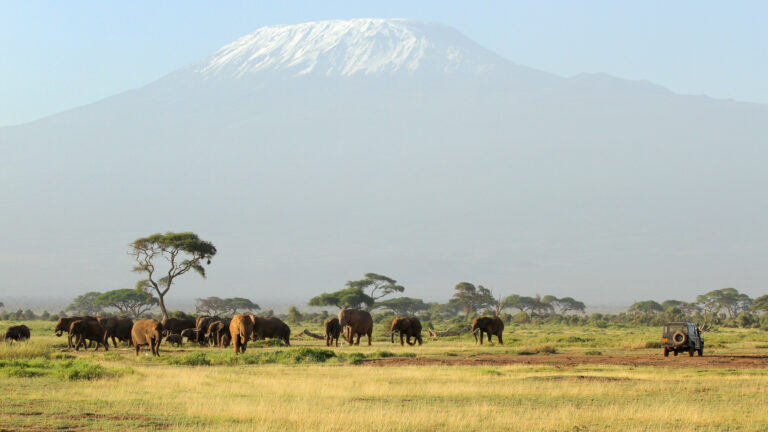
[193,18,505,78]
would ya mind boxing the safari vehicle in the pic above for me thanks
[662,322,703,357]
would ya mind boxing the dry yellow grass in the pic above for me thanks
[3,321,768,431]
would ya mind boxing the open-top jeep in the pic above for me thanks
[662,322,703,357]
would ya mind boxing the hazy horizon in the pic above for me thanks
[2,9,767,308]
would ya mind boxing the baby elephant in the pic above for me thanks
[324,317,341,347]
[165,334,183,347]
[4,324,31,342]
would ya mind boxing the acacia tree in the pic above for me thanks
[66,291,103,316]
[373,297,429,316]
[628,300,664,315]
[751,295,768,315]
[195,296,260,316]
[697,288,751,318]
[452,283,494,320]
[95,287,158,318]
[308,287,374,309]
[346,273,405,302]
[130,232,217,320]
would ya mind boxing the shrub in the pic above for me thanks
[167,352,211,366]
[345,353,366,365]
[585,350,602,356]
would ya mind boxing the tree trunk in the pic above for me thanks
[157,294,169,321]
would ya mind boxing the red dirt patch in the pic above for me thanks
[364,353,768,368]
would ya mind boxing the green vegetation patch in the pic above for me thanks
[0,357,129,381]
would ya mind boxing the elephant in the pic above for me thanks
[55,316,97,348]
[161,317,195,336]
[338,309,373,346]
[165,334,183,347]
[206,320,232,347]
[4,324,30,341]
[390,317,423,346]
[132,319,163,356]
[97,316,133,347]
[195,315,221,335]
[181,328,206,345]
[471,316,504,345]
[252,316,291,345]
[229,314,254,354]
[70,320,109,351]
[324,317,341,347]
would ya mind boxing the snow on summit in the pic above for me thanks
[194,18,504,78]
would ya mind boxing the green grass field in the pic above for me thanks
[2,320,768,431]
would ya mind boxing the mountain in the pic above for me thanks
[2,19,767,305]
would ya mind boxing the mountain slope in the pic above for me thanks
[2,19,767,304]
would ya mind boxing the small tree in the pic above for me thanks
[628,300,664,315]
[66,291,103,316]
[453,282,494,320]
[95,286,158,318]
[373,297,428,316]
[554,297,586,314]
[195,297,230,316]
[308,287,374,309]
[225,297,260,315]
[502,295,537,314]
[751,294,768,315]
[346,273,405,302]
[287,306,302,324]
[130,232,217,320]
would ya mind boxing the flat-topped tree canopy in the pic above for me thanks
[130,231,217,320]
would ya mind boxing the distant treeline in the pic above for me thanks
[2,283,767,330]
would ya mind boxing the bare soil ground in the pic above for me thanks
[365,353,768,368]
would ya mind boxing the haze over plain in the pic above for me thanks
[1,16,766,307]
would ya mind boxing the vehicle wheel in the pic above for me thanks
[688,348,694,357]
[663,348,669,357]
[697,348,703,357]
[672,331,687,345]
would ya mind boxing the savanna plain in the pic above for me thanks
[2,320,768,431]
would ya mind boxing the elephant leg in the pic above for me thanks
[135,343,140,356]
[367,331,372,346]
[480,331,484,345]
[498,333,503,344]
[400,332,405,346]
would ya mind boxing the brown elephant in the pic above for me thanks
[132,319,163,356]
[471,316,504,344]
[181,328,206,345]
[4,324,31,341]
[390,317,423,346]
[161,317,195,336]
[252,316,291,345]
[70,320,109,351]
[338,309,373,346]
[55,316,97,348]
[324,317,341,347]
[206,320,232,347]
[165,334,183,347]
[195,316,221,335]
[229,314,254,354]
[97,316,133,347]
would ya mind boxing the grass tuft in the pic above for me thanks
[518,345,557,355]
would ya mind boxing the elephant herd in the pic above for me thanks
[3,311,505,355]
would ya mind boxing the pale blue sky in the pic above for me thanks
[1,1,766,126]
